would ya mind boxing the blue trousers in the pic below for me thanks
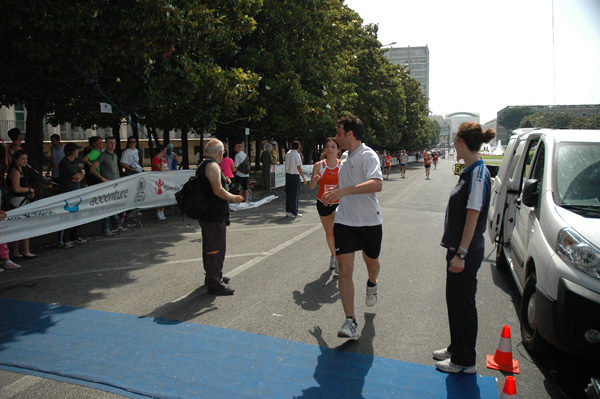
[101,215,120,231]
[285,173,300,216]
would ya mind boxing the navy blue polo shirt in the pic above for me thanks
[441,159,491,253]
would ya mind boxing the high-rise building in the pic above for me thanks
[384,45,429,99]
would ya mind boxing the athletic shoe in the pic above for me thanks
[112,226,127,233]
[433,347,452,360]
[58,242,74,249]
[337,318,360,339]
[293,213,302,218]
[285,212,293,218]
[366,282,378,307]
[73,238,87,244]
[103,229,114,236]
[0,267,4,272]
[329,255,337,270]
[207,286,235,295]
[3,260,21,269]
[436,359,476,374]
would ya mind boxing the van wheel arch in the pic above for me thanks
[519,266,550,353]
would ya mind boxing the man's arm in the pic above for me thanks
[321,178,382,205]
[206,162,243,203]
[90,159,108,182]
[297,165,307,185]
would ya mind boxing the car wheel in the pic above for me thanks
[520,272,549,353]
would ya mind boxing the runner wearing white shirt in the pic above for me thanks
[322,115,383,340]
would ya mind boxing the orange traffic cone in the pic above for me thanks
[486,325,520,373]
[499,376,517,398]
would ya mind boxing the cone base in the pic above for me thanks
[486,354,520,373]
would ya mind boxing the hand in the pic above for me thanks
[303,179,308,186]
[312,174,321,182]
[232,195,243,204]
[448,256,465,273]
[321,188,341,205]
[226,177,231,184]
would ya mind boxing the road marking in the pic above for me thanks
[0,375,43,398]
[168,224,322,304]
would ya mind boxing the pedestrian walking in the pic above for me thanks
[434,122,495,374]
[321,115,383,340]
[198,139,243,295]
[284,141,307,218]
[309,137,341,272]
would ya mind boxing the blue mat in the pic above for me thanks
[0,298,498,398]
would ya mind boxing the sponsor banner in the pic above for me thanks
[270,164,313,189]
[0,171,194,244]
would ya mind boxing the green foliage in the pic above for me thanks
[498,106,535,132]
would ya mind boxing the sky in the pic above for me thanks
[344,0,600,124]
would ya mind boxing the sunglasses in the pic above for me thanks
[128,141,136,144]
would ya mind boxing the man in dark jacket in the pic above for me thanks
[199,139,243,295]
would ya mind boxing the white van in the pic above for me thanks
[488,128,600,360]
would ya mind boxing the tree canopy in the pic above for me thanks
[1,0,431,169]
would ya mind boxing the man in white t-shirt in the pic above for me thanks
[233,143,250,202]
[284,140,307,218]
[322,115,383,340]
[120,136,144,176]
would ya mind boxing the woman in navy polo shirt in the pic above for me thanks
[434,122,496,374]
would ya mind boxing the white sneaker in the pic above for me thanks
[436,359,476,374]
[103,229,114,237]
[58,242,74,249]
[329,255,337,270]
[337,318,360,339]
[366,282,378,307]
[160,211,167,220]
[3,260,21,269]
[112,226,127,233]
[433,347,452,360]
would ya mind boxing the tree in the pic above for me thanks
[520,111,574,129]
[498,106,535,133]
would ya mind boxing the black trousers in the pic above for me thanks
[285,173,300,215]
[445,248,483,367]
[199,220,228,290]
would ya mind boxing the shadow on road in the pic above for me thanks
[292,269,339,311]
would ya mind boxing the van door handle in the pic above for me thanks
[515,198,521,206]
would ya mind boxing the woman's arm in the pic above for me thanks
[448,209,479,273]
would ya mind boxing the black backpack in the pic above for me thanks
[175,161,211,219]
[237,155,250,174]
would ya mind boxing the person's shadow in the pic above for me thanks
[292,269,339,311]
[445,373,482,399]
[294,313,376,399]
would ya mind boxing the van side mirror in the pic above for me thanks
[522,179,539,207]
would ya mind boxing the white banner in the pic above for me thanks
[0,171,195,244]
[270,164,313,189]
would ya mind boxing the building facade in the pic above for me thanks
[384,45,429,99]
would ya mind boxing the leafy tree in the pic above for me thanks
[520,111,574,129]
[568,115,600,129]
[498,106,535,133]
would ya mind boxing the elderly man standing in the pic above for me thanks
[199,139,243,295]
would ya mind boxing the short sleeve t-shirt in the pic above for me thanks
[285,150,302,175]
[51,145,65,178]
[335,143,383,227]
[58,157,81,193]
[151,156,167,171]
[96,151,120,180]
[440,159,491,252]
[234,151,249,178]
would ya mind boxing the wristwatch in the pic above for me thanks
[457,252,467,260]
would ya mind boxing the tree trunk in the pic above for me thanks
[23,99,45,197]
[112,118,122,175]
[161,124,171,147]
[181,127,189,169]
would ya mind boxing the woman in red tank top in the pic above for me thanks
[310,137,340,272]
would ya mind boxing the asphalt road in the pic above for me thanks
[0,158,596,398]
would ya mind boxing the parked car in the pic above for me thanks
[488,128,600,361]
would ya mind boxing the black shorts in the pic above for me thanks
[425,165,431,169]
[316,200,338,217]
[334,223,382,259]
[234,175,249,190]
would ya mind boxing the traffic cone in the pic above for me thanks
[499,376,517,398]
[486,325,520,373]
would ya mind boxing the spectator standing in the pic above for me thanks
[165,144,179,170]
[0,137,8,191]
[434,122,495,374]
[7,128,23,159]
[120,136,144,176]
[198,139,243,295]
[151,148,168,221]
[260,143,275,189]
[219,150,234,182]
[232,143,250,202]
[284,141,307,218]
[57,143,86,248]
[6,150,37,259]
[321,115,383,340]
[309,137,340,271]
[90,137,127,236]
[82,136,103,186]
[424,151,432,179]
[0,210,21,271]
[46,134,65,192]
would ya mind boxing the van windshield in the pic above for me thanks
[556,142,600,207]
